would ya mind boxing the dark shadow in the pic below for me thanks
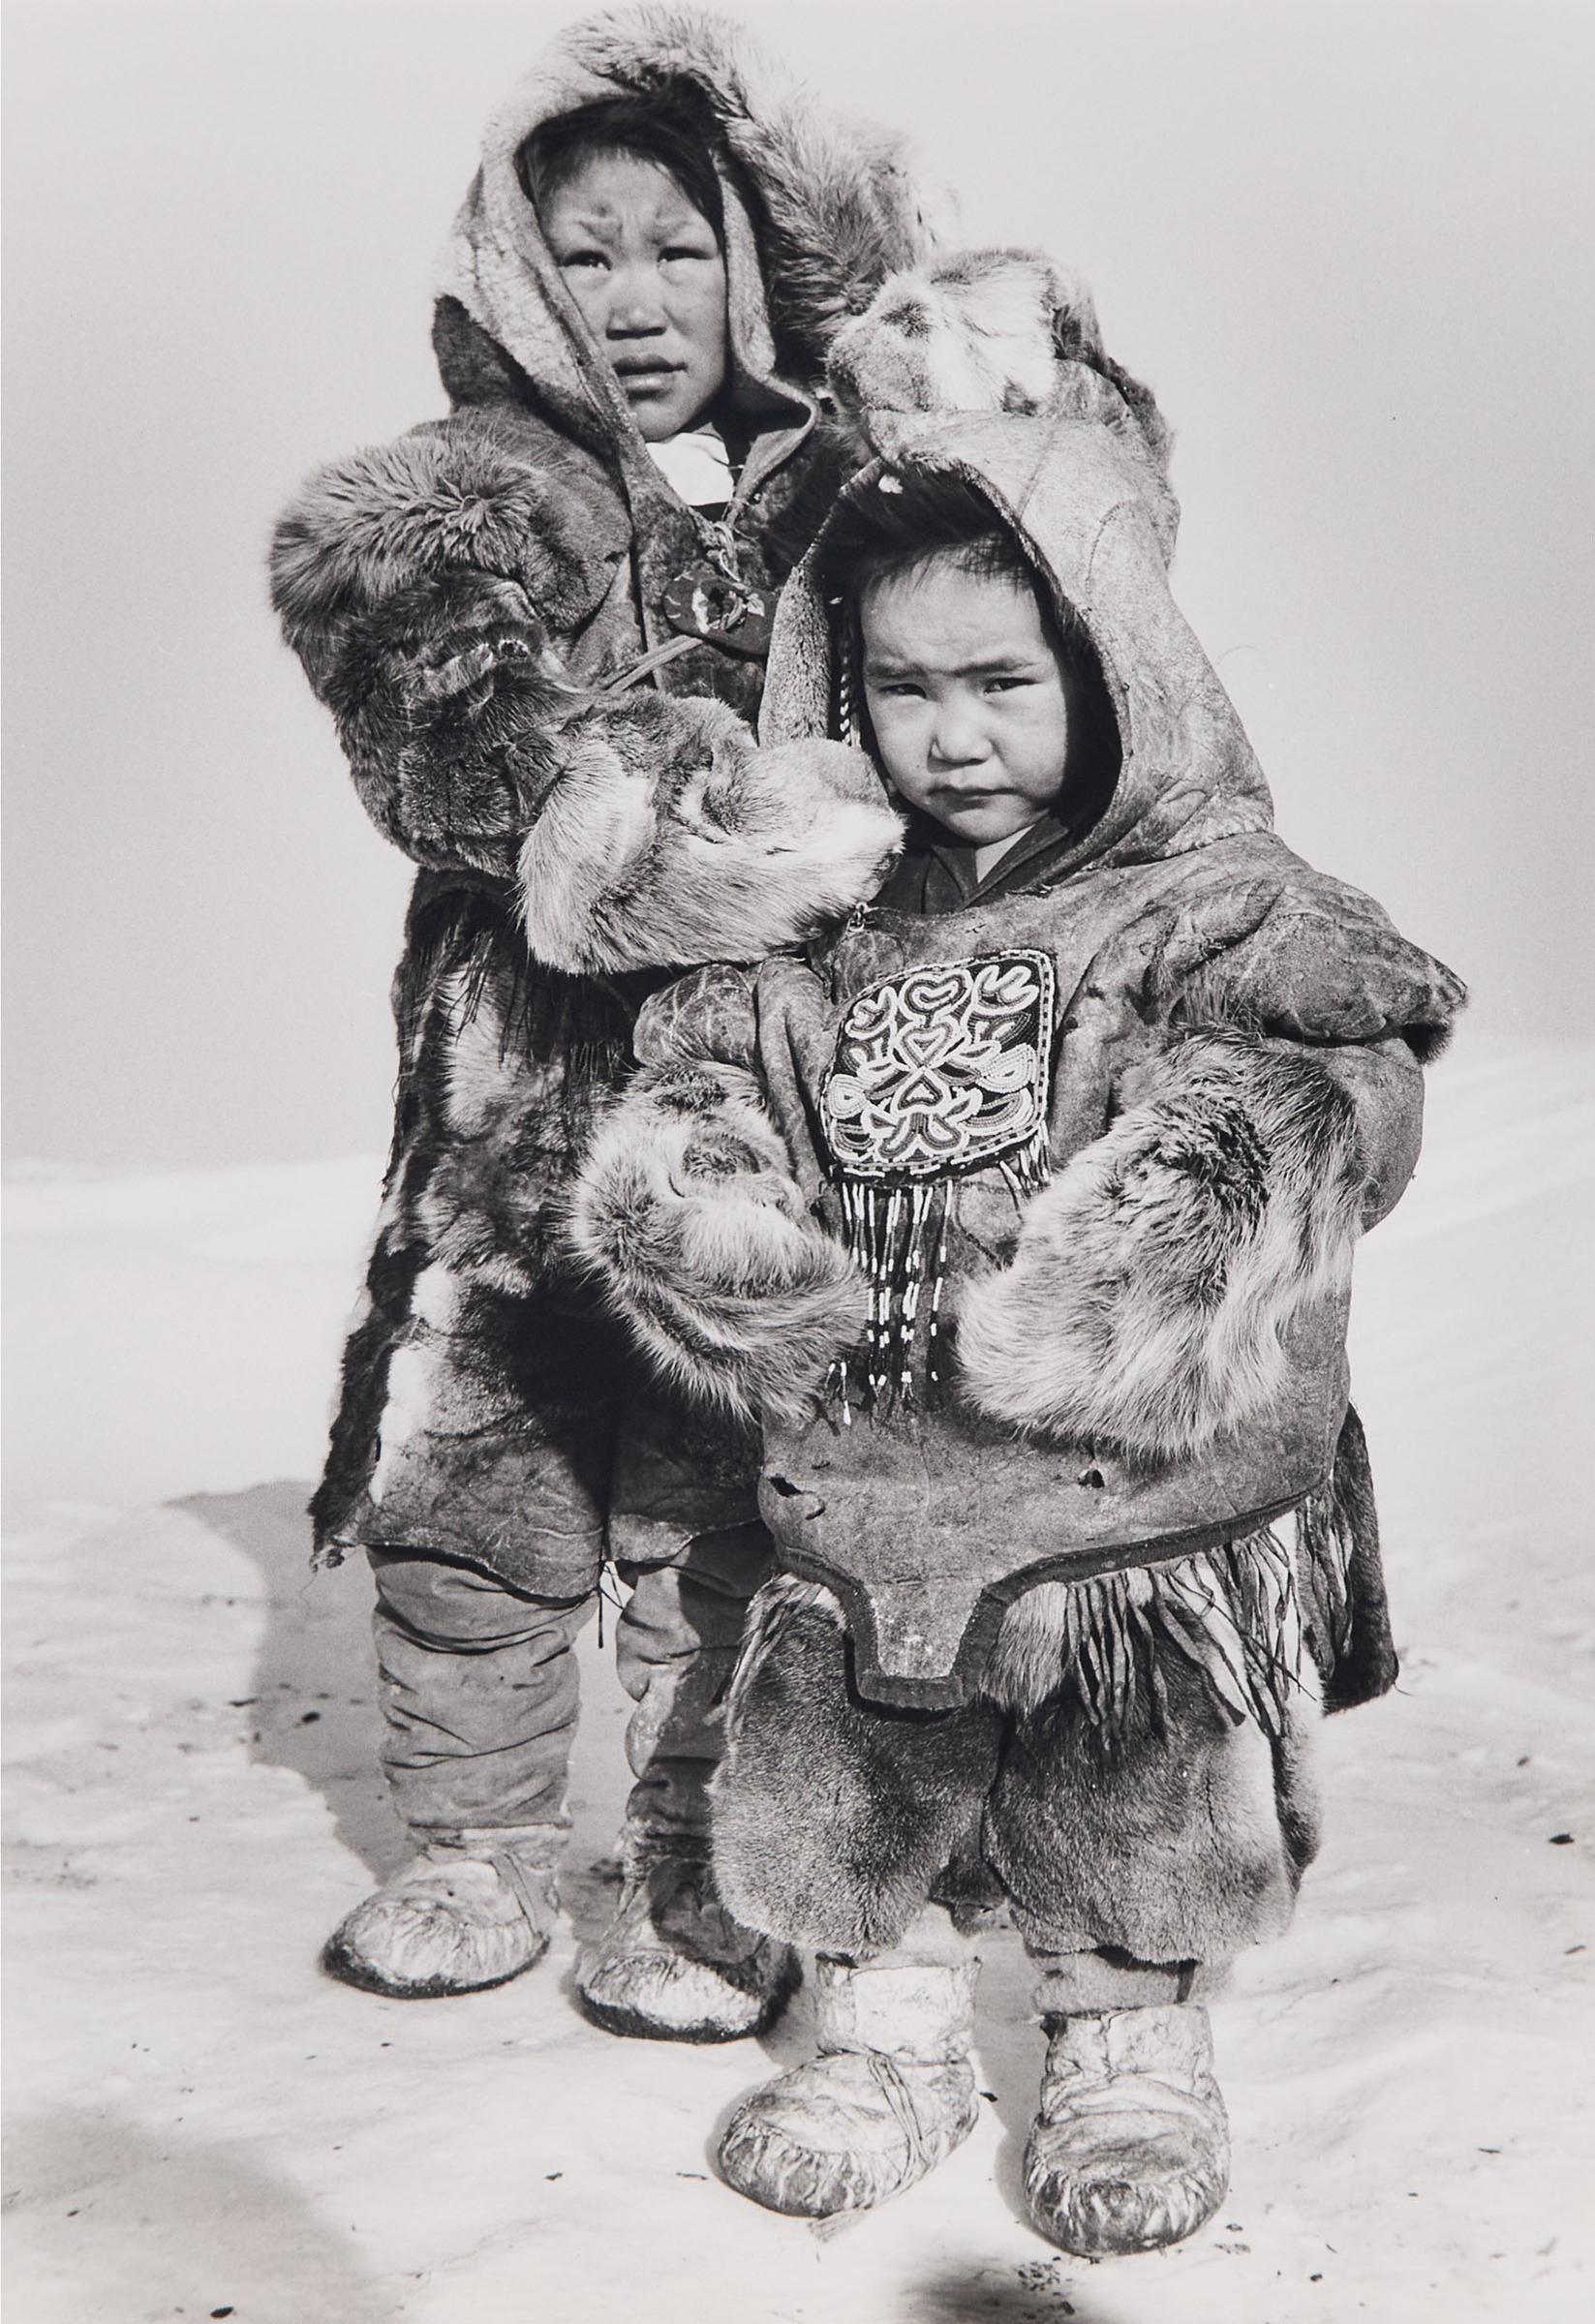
[897,2257,1110,2321]
[553,1852,623,1949]
[3,2107,396,2322]
[178,1482,405,1879]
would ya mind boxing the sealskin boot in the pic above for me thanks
[322,1827,562,1999]
[719,1953,982,2217]
[1024,2003,1230,2256]
[574,1845,797,2042]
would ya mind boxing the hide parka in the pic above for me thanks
[268,6,925,1594]
[571,393,1466,1966]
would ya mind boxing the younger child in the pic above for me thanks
[572,390,1463,2252]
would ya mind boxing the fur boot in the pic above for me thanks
[321,1826,563,1999]
[573,1846,797,2044]
[718,1950,982,2217]
[1024,2003,1230,2257]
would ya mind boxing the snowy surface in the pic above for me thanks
[5,1038,1593,2323]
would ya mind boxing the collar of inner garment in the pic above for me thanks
[968,818,1049,884]
[644,424,734,513]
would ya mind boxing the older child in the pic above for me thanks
[269,8,920,2029]
[572,390,1463,2249]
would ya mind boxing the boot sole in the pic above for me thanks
[575,1954,800,2045]
[321,1930,549,2001]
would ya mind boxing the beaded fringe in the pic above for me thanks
[833,1137,1050,1419]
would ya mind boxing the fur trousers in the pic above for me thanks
[712,1583,1321,1967]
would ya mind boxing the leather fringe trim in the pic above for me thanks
[981,1527,1309,1737]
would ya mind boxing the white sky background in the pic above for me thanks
[5,0,1591,1169]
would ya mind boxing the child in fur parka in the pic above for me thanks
[266,6,924,2034]
[571,391,1464,2251]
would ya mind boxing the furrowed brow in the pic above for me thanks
[865,651,1045,681]
[554,211,624,240]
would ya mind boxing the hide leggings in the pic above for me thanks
[366,1521,774,1854]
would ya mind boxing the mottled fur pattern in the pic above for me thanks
[518,695,903,974]
[956,1033,1364,1461]
[566,5,934,367]
[984,1656,1310,1960]
[825,248,1177,549]
[568,1060,869,1422]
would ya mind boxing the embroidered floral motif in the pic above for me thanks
[820,953,1057,1413]
[822,952,1056,1182]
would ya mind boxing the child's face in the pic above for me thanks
[861,560,1076,845]
[541,152,728,441]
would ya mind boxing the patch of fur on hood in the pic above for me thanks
[567,1059,869,1422]
[956,1033,1365,1462]
[563,6,935,369]
[826,248,1178,553]
[519,693,903,973]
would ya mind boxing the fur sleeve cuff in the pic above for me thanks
[519,696,902,973]
[568,1062,868,1422]
[955,1033,1364,1461]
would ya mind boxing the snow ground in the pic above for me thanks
[5,1038,1593,2324]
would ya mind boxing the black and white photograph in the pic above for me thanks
[5,1,1591,2317]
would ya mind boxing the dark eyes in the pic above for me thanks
[556,244,715,271]
[872,678,1034,700]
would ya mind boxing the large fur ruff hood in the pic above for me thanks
[436,5,935,442]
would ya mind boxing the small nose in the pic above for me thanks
[929,700,989,765]
[606,260,667,334]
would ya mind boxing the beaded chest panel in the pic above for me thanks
[819,951,1057,1411]
[821,951,1057,1184]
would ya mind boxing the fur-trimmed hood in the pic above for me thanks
[762,393,1272,879]
[435,4,932,452]
[572,401,1464,1704]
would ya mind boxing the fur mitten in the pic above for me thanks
[519,696,903,974]
[568,1061,869,1422]
[270,419,616,678]
[956,1033,1364,1461]
[270,418,618,869]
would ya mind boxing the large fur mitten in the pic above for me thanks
[269,418,619,870]
[568,1061,869,1422]
[956,1033,1365,1461]
[519,695,903,974]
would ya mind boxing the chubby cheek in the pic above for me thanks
[865,701,930,796]
[1003,697,1071,803]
